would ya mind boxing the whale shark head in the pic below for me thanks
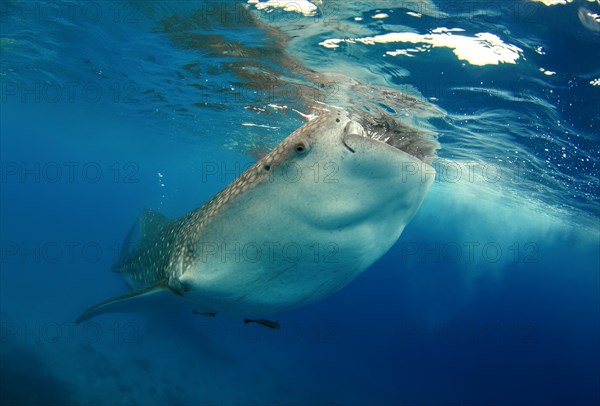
[250,108,438,232]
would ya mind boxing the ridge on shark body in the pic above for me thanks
[76,108,438,324]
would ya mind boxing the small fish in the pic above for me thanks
[192,310,216,317]
[244,318,281,329]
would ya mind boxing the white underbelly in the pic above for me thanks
[180,215,405,317]
[177,160,427,317]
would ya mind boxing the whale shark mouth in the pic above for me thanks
[353,113,440,165]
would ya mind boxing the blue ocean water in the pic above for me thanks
[1,1,599,405]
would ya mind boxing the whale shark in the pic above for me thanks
[77,107,437,323]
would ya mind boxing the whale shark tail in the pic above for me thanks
[76,209,180,324]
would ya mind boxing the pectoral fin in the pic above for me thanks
[76,279,182,323]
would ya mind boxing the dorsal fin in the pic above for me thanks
[113,220,138,269]
[140,209,171,244]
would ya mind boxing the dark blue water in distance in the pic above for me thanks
[1,1,599,405]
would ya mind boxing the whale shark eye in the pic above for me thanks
[295,143,307,153]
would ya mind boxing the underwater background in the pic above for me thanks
[1,1,599,405]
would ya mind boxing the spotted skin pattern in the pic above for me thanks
[116,110,344,292]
